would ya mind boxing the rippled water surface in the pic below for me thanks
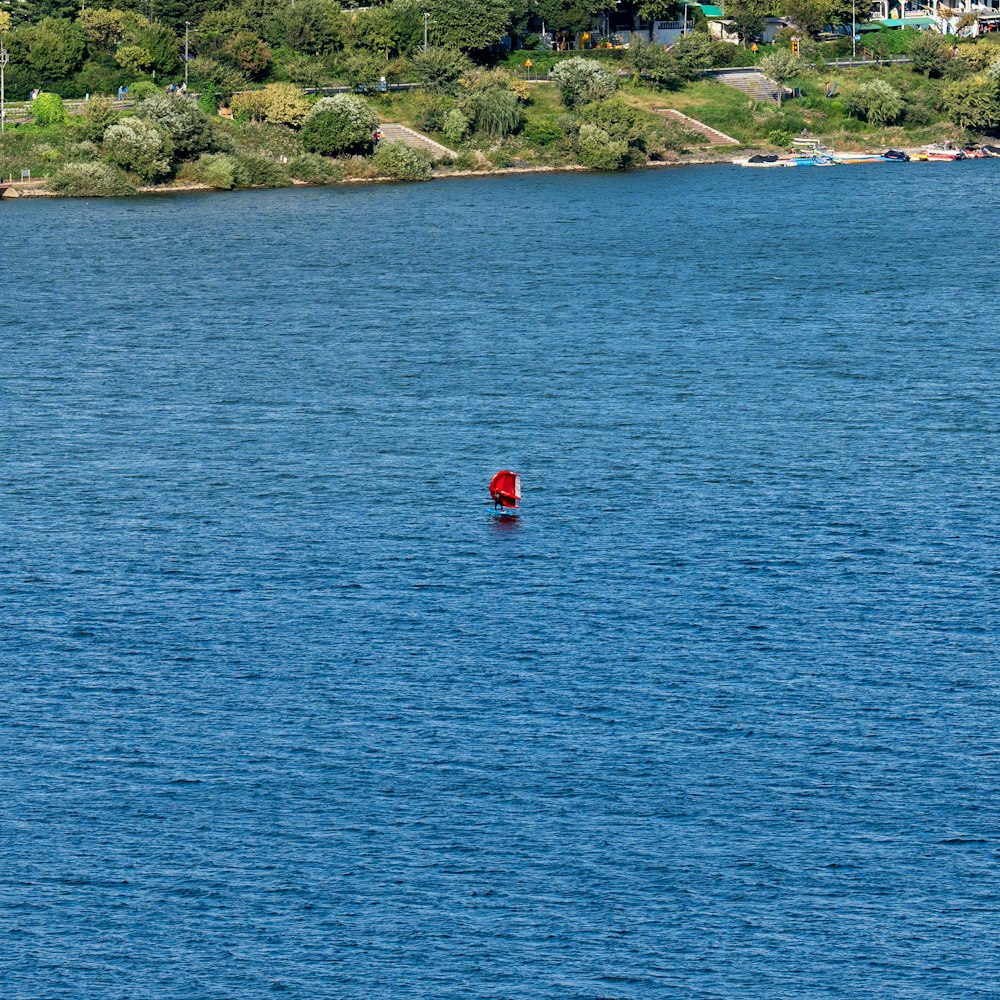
[2,165,999,998]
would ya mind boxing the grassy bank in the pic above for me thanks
[2,41,997,197]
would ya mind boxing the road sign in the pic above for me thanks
[0,49,9,68]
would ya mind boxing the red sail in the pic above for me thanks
[489,470,521,508]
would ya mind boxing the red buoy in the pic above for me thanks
[489,470,521,510]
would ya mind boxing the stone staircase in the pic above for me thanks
[378,123,457,160]
[654,109,739,146]
[703,68,791,105]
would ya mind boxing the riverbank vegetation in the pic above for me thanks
[1,0,999,195]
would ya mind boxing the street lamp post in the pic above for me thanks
[423,12,430,50]
[184,21,190,90]
[0,48,7,137]
[852,0,857,58]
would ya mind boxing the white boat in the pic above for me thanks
[924,144,966,162]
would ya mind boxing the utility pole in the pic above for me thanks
[423,11,429,49]
[184,21,190,90]
[852,0,857,58]
[0,48,7,137]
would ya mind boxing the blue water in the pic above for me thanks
[2,164,999,998]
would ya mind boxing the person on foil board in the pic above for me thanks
[489,470,521,513]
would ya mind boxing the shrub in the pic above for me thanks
[760,50,802,107]
[845,80,904,127]
[371,140,431,180]
[523,118,562,145]
[550,57,618,109]
[577,123,629,170]
[767,128,793,147]
[669,33,717,77]
[412,46,473,93]
[180,152,239,188]
[301,94,379,155]
[231,152,288,187]
[78,96,119,141]
[230,83,309,126]
[579,98,650,165]
[410,93,451,132]
[32,92,67,127]
[464,87,522,139]
[443,107,470,143]
[134,94,212,158]
[102,117,173,179]
[51,161,136,197]
[128,80,159,100]
[288,153,344,184]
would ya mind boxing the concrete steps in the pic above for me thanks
[378,123,457,160]
[654,108,739,146]
[703,69,791,105]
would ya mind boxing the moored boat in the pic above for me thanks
[924,144,966,161]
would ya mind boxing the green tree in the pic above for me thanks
[536,0,614,34]
[410,45,472,92]
[724,0,773,43]
[9,17,85,82]
[424,0,515,51]
[222,30,271,79]
[943,74,1000,130]
[760,48,801,106]
[909,31,950,78]
[265,0,344,56]
[115,43,156,76]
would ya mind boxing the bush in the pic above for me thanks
[231,152,288,187]
[551,57,618,109]
[411,46,472,93]
[51,161,136,197]
[577,122,629,170]
[464,87,522,139]
[102,117,173,179]
[371,140,432,180]
[845,80,904,127]
[230,83,309,126]
[134,94,212,158]
[128,80,159,100]
[78,96,119,141]
[32,92,67,127]
[180,152,239,188]
[523,118,562,145]
[443,107,470,143]
[579,97,650,166]
[288,153,344,184]
[301,94,379,155]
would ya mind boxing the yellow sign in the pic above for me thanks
[525,59,533,67]
[791,37,800,55]
[581,32,591,40]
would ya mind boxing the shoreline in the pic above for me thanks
[3,151,734,199]
[2,145,972,200]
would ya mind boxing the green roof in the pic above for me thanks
[877,16,938,25]
[698,4,724,15]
